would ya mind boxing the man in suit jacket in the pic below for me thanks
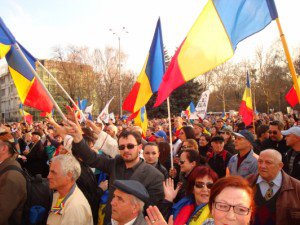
[110,180,148,225]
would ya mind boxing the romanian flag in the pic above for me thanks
[0,18,53,113]
[133,106,148,136]
[239,72,253,126]
[123,18,165,113]
[155,0,278,107]
[185,102,195,118]
[285,77,300,108]
[19,104,33,124]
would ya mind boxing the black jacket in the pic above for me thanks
[283,149,300,181]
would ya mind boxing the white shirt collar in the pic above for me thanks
[257,170,282,187]
[111,217,137,225]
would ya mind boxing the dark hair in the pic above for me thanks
[158,142,171,169]
[181,149,199,163]
[186,166,219,195]
[270,120,284,131]
[118,130,142,145]
[181,126,196,140]
[200,134,211,143]
[256,125,269,138]
[208,176,255,215]
[144,142,159,149]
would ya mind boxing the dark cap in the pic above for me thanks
[211,135,225,142]
[233,130,255,146]
[31,131,42,137]
[113,180,149,203]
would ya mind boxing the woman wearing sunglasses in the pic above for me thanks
[146,176,253,225]
[160,166,218,225]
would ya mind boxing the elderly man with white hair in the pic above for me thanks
[47,154,93,225]
[247,149,300,225]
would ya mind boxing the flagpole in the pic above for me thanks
[14,43,67,121]
[37,61,86,121]
[276,18,300,103]
[167,97,174,169]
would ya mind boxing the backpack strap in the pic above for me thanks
[0,164,24,177]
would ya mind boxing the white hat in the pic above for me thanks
[281,126,300,137]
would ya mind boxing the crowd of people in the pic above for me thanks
[0,109,300,225]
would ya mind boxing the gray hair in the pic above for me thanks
[51,154,81,181]
[130,195,145,212]
[260,149,282,163]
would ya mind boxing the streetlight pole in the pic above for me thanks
[109,27,128,117]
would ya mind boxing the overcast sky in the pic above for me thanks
[1,0,299,74]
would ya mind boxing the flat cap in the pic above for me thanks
[233,129,255,146]
[113,180,149,203]
[211,135,225,142]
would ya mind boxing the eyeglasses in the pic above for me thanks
[179,160,185,165]
[118,144,138,150]
[194,182,214,189]
[214,202,251,216]
[269,131,277,135]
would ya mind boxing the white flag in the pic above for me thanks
[195,90,210,119]
[97,97,114,123]
[85,104,93,114]
[109,112,115,123]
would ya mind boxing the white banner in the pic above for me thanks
[97,97,114,123]
[195,90,210,119]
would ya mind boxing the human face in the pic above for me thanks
[261,130,269,141]
[47,160,71,190]
[179,151,196,174]
[174,117,182,128]
[199,136,208,147]
[31,134,40,143]
[193,125,203,136]
[285,133,300,147]
[212,187,252,225]
[182,141,194,150]
[118,135,141,165]
[211,141,224,153]
[143,145,159,165]
[211,127,217,136]
[220,132,230,141]
[269,125,282,141]
[111,189,139,223]
[234,136,251,151]
[258,151,283,182]
[216,120,224,129]
[193,175,213,205]
[179,129,187,141]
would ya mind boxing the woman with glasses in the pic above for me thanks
[145,176,253,225]
[202,176,254,225]
[160,166,218,225]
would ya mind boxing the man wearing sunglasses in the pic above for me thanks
[262,120,289,157]
[69,124,164,224]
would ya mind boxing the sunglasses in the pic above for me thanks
[269,131,277,135]
[118,144,138,150]
[179,160,185,165]
[194,182,214,189]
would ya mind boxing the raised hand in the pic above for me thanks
[145,206,173,225]
[63,120,83,143]
[163,178,181,202]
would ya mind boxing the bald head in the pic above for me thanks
[258,149,283,182]
[260,149,282,163]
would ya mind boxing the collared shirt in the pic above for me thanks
[237,150,251,170]
[257,171,282,197]
[111,217,137,225]
[124,159,143,179]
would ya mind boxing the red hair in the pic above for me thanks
[186,166,219,195]
[208,176,255,215]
